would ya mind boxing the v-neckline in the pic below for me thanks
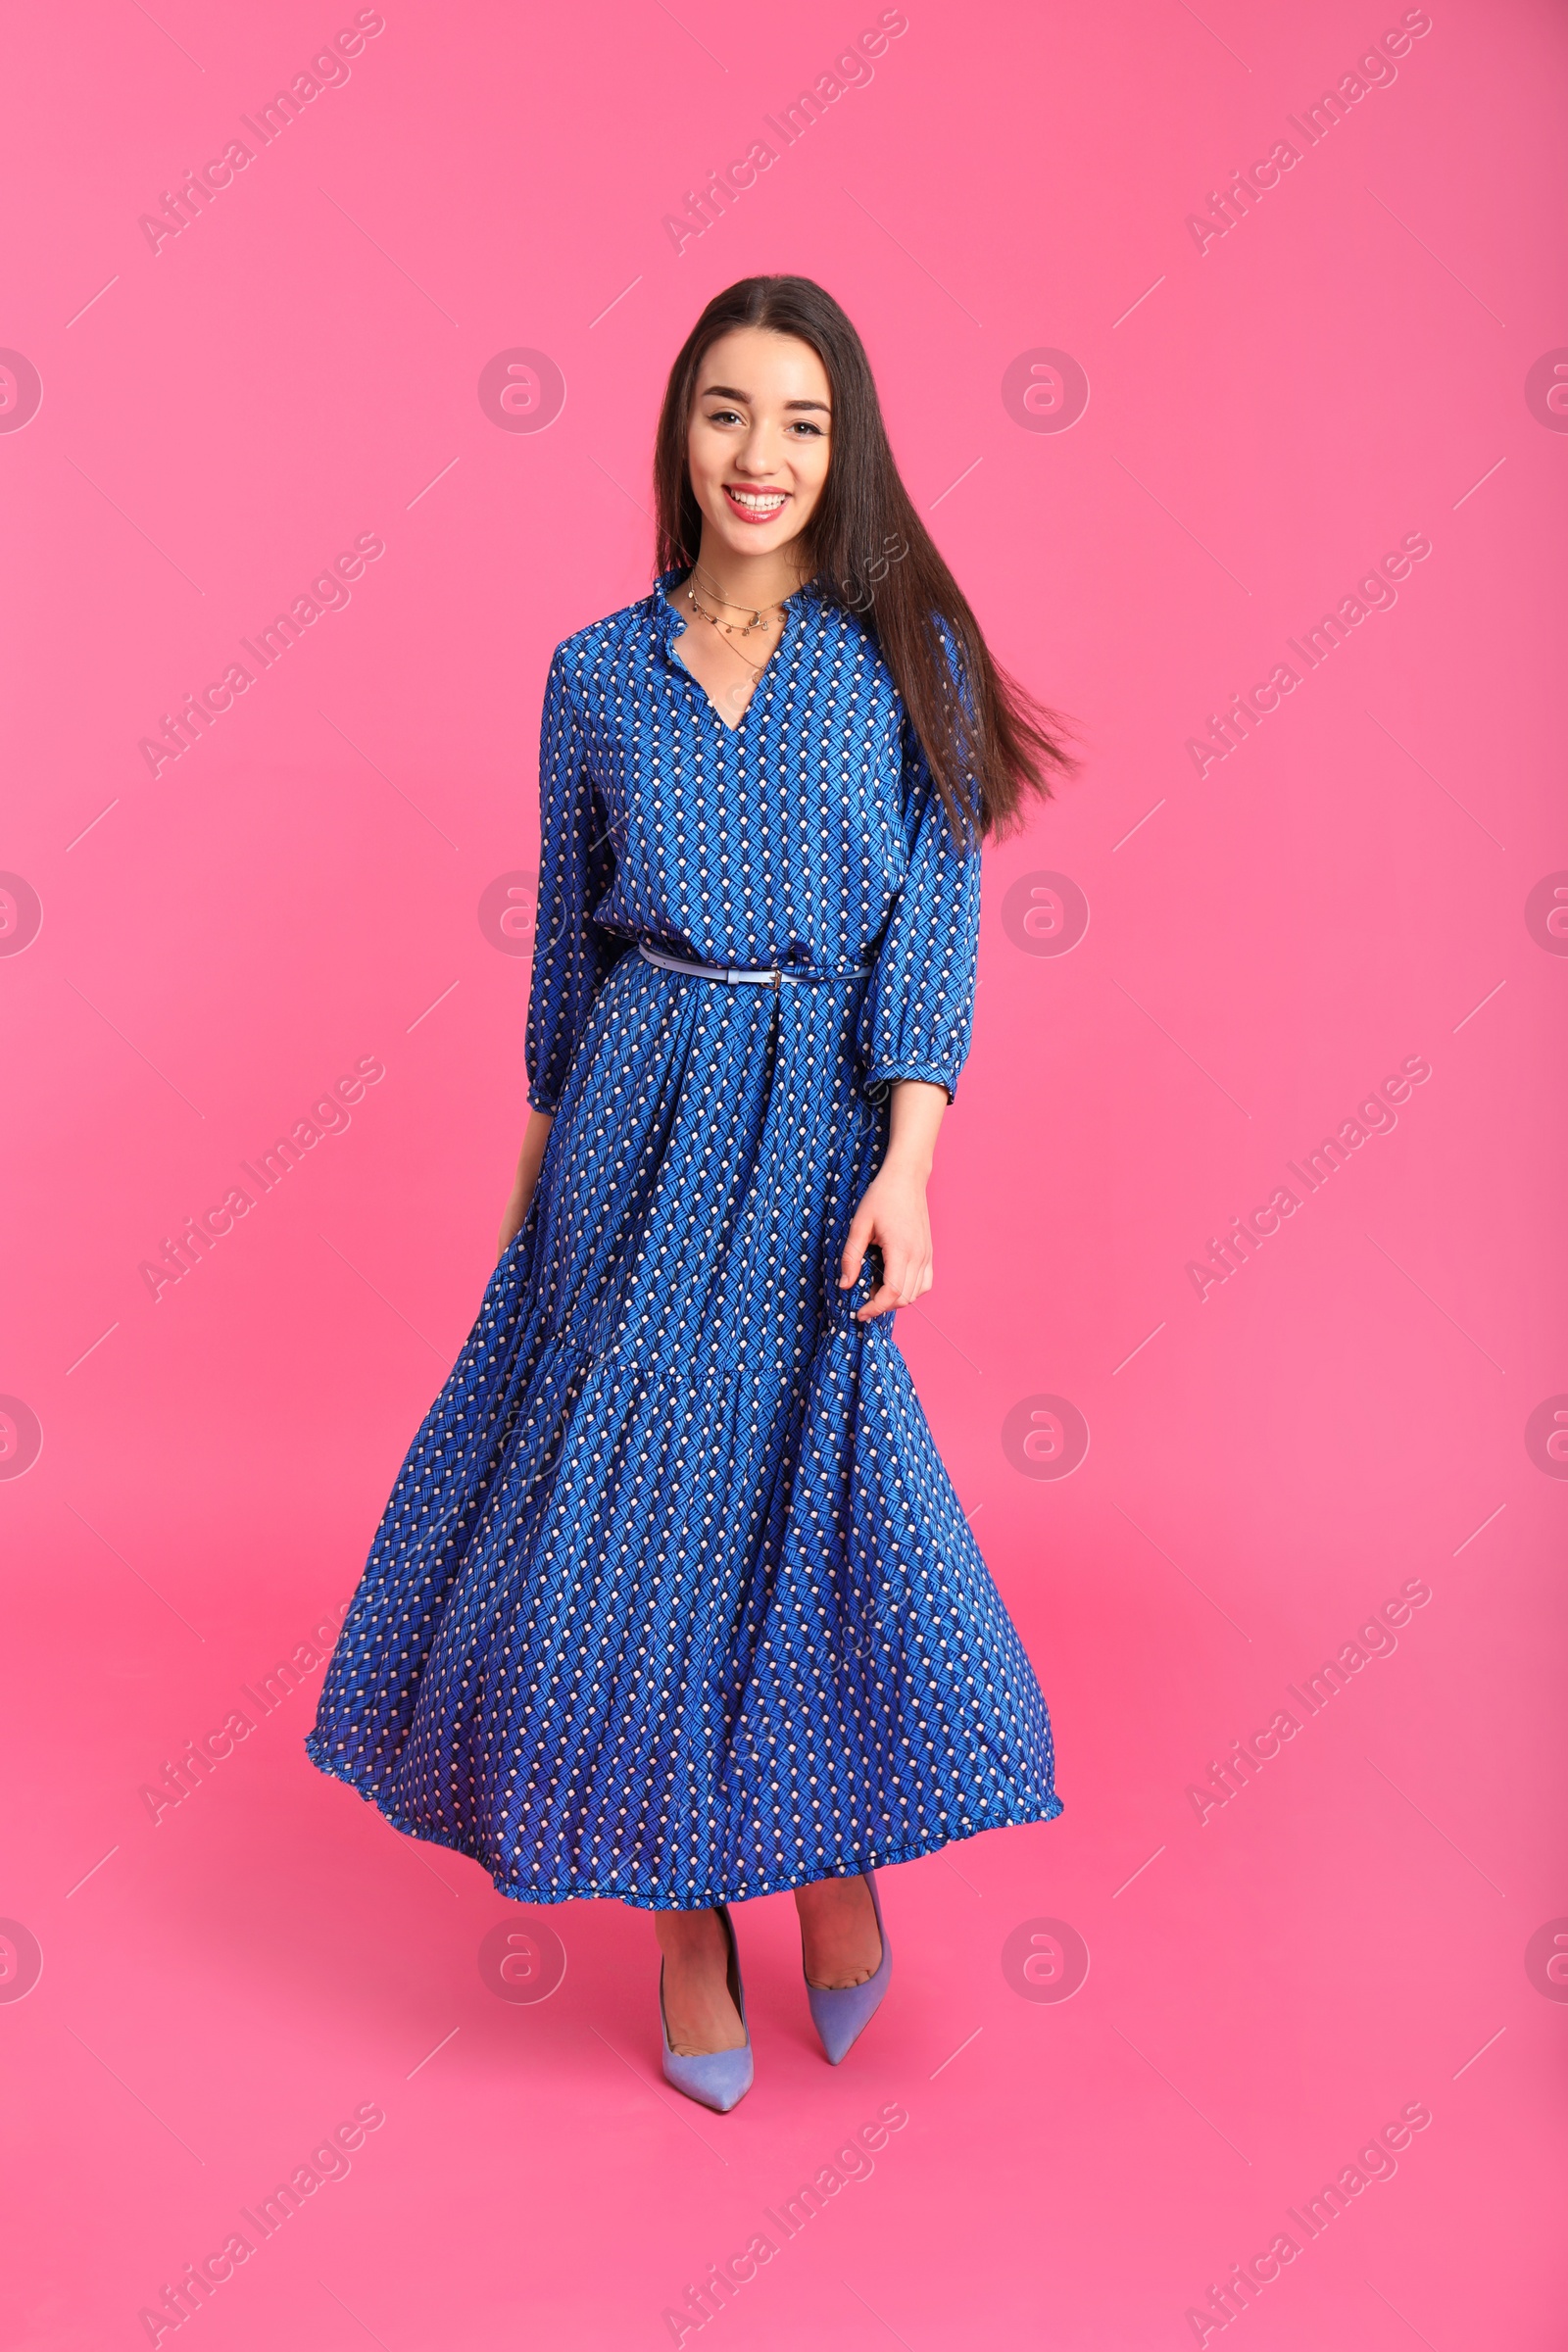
[660,571,801,736]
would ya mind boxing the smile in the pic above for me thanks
[723,485,789,522]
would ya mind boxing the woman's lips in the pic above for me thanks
[722,484,789,525]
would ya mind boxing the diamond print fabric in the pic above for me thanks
[305,570,1062,1908]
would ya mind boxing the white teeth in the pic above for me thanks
[729,489,785,510]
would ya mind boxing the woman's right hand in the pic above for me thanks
[498,1108,555,1258]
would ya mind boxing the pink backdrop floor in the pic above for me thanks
[4,1,1566,2345]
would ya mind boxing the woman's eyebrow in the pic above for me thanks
[699,383,832,413]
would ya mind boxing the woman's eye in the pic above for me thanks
[705,409,744,426]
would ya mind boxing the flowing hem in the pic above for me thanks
[303,1729,1062,1911]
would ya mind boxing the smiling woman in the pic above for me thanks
[306,272,1078,2120]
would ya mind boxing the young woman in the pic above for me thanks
[307,275,1072,2113]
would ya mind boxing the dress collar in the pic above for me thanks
[649,564,819,650]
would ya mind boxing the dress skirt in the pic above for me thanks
[305,948,1062,1910]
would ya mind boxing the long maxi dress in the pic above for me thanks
[305,568,1062,1910]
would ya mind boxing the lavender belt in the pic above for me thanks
[637,940,872,990]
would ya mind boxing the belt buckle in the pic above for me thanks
[770,966,782,991]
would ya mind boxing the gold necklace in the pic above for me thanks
[683,581,784,677]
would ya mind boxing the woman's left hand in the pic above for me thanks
[839,1078,950,1321]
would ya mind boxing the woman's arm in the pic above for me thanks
[838,1078,949,1320]
[498,1106,555,1258]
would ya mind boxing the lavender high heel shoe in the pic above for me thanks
[659,1903,754,2114]
[805,1870,891,2065]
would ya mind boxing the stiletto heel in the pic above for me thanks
[659,1903,754,2113]
[805,1870,890,2065]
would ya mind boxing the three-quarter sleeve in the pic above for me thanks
[857,674,982,1108]
[524,648,623,1114]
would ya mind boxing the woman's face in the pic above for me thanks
[684,327,833,565]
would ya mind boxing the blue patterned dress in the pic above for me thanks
[305,568,1062,1908]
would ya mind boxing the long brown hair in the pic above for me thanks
[653,274,1079,847]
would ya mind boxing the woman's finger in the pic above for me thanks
[839,1200,877,1288]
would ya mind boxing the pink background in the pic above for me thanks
[4,0,1566,2344]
